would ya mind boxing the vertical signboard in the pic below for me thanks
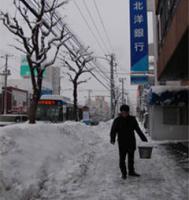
[130,0,149,84]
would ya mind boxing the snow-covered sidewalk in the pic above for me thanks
[0,121,188,200]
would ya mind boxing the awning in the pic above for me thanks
[148,86,189,106]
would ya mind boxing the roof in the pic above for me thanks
[151,86,189,94]
[40,95,72,104]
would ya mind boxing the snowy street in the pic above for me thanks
[0,121,188,200]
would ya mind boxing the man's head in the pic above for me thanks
[120,104,129,117]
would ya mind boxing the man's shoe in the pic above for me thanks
[129,172,140,177]
[121,174,127,180]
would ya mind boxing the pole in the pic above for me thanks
[88,89,92,106]
[0,55,11,114]
[110,54,115,119]
[121,78,124,105]
[152,0,159,86]
[4,55,8,114]
[119,77,126,105]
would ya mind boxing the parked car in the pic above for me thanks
[82,119,99,126]
[0,114,28,126]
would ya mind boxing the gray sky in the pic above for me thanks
[0,0,153,103]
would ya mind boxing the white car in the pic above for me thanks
[0,114,28,126]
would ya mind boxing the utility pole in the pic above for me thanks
[87,89,92,106]
[0,55,11,114]
[109,54,116,119]
[119,78,126,105]
[94,54,117,118]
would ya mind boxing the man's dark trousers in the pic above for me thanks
[118,143,135,176]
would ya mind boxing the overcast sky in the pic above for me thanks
[0,0,153,103]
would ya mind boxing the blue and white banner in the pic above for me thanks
[131,74,148,84]
[130,0,148,72]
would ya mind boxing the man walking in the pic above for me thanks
[110,104,148,180]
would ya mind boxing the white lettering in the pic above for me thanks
[134,42,144,52]
[134,28,144,38]
[134,15,144,24]
[133,1,144,10]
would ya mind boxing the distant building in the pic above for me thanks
[0,86,28,114]
[85,95,110,121]
[46,66,61,95]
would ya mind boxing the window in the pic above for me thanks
[157,0,180,44]
[180,106,189,125]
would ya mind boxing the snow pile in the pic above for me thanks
[0,120,188,200]
[0,121,100,200]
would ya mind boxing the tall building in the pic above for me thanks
[45,66,61,95]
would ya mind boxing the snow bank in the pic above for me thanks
[0,120,188,200]
[0,121,100,200]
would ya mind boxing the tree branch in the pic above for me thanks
[77,77,91,85]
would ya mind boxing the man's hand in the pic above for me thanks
[110,139,115,145]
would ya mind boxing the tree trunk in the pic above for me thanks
[73,83,78,121]
[29,95,38,124]
[28,69,43,123]
[29,89,40,123]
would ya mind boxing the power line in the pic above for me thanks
[84,63,110,90]
[92,68,111,86]
[72,0,106,55]
[57,38,111,88]
[44,0,114,91]
[82,0,110,53]
[40,0,112,90]
[15,0,112,90]
[93,0,113,51]
[90,60,111,83]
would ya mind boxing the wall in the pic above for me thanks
[157,0,189,79]
[149,106,188,140]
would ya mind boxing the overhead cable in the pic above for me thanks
[93,0,113,51]
[19,0,111,90]
[82,0,110,53]
[73,0,106,55]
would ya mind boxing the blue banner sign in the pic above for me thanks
[131,74,148,84]
[130,0,148,72]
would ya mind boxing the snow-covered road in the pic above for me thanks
[0,121,188,200]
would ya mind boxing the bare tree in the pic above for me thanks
[61,48,93,121]
[0,0,70,123]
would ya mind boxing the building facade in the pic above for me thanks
[156,0,188,82]
[147,0,189,140]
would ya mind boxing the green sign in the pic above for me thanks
[20,56,45,77]
[20,56,33,77]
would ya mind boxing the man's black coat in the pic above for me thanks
[110,115,147,151]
